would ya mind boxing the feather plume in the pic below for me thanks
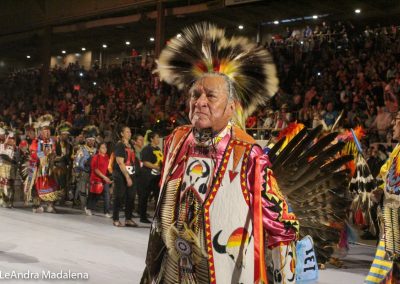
[270,125,354,264]
[35,114,54,129]
[56,121,72,135]
[82,125,99,139]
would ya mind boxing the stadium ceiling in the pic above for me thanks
[0,0,399,61]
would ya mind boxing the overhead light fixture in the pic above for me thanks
[79,72,83,77]
[102,44,107,48]
[93,82,97,86]
[312,15,318,19]
[26,55,31,59]
[75,53,80,56]
[81,47,86,51]
[273,20,279,25]
[125,41,130,45]
[61,50,66,54]
[177,34,182,38]
[150,37,155,42]
[355,9,361,14]
[238,25,244,30]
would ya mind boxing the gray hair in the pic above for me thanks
[190,72,238,102]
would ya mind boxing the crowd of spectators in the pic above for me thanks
[251,21,400,147]
[0,56,188,144]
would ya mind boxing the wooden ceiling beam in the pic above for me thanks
[53,2,223,34]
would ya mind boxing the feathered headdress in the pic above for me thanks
[157,22,279,127]
[82,125,99,139]
[34,114,54,129]
[24,122,34,132]
[56,121,72,135]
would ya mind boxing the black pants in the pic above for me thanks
[112,175,134,221]
[139,174,160,220]
[132,179,139,212]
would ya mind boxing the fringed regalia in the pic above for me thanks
[142,23,353,284]
[28,137,62,203]
[54,122,73,201]
[149,124,298,283]
[0,139,18,207]
[337,127,377,235]
[365,144,400,283]
[25,115,63,206]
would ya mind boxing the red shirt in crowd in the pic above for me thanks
[90,153,110,183]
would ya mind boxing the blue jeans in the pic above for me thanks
[102,184,110,214]
[87,183,110,214]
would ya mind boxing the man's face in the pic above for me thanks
[86,138,95,147]
[392,115,400,141]
[41,128,51,139]
[327,103,334,112]
[61,133,69,141]
[7,137,15,146]
[27,130,35,139]
[370,147,378,157]
[188,76,234,132]
[135,136,144,148]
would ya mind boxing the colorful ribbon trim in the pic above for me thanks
[254,156,267,283]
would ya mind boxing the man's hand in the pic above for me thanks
[103,176,112,184]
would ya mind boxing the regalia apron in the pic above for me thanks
[156,125,260,284]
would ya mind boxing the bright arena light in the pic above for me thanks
[355,9,361,14]
[273,20,279,25]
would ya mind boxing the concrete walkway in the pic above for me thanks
[0,205,373,283]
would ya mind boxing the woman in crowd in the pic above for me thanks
[112,126,138,227]
[85,142,112,217]
[139,131,163,224]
